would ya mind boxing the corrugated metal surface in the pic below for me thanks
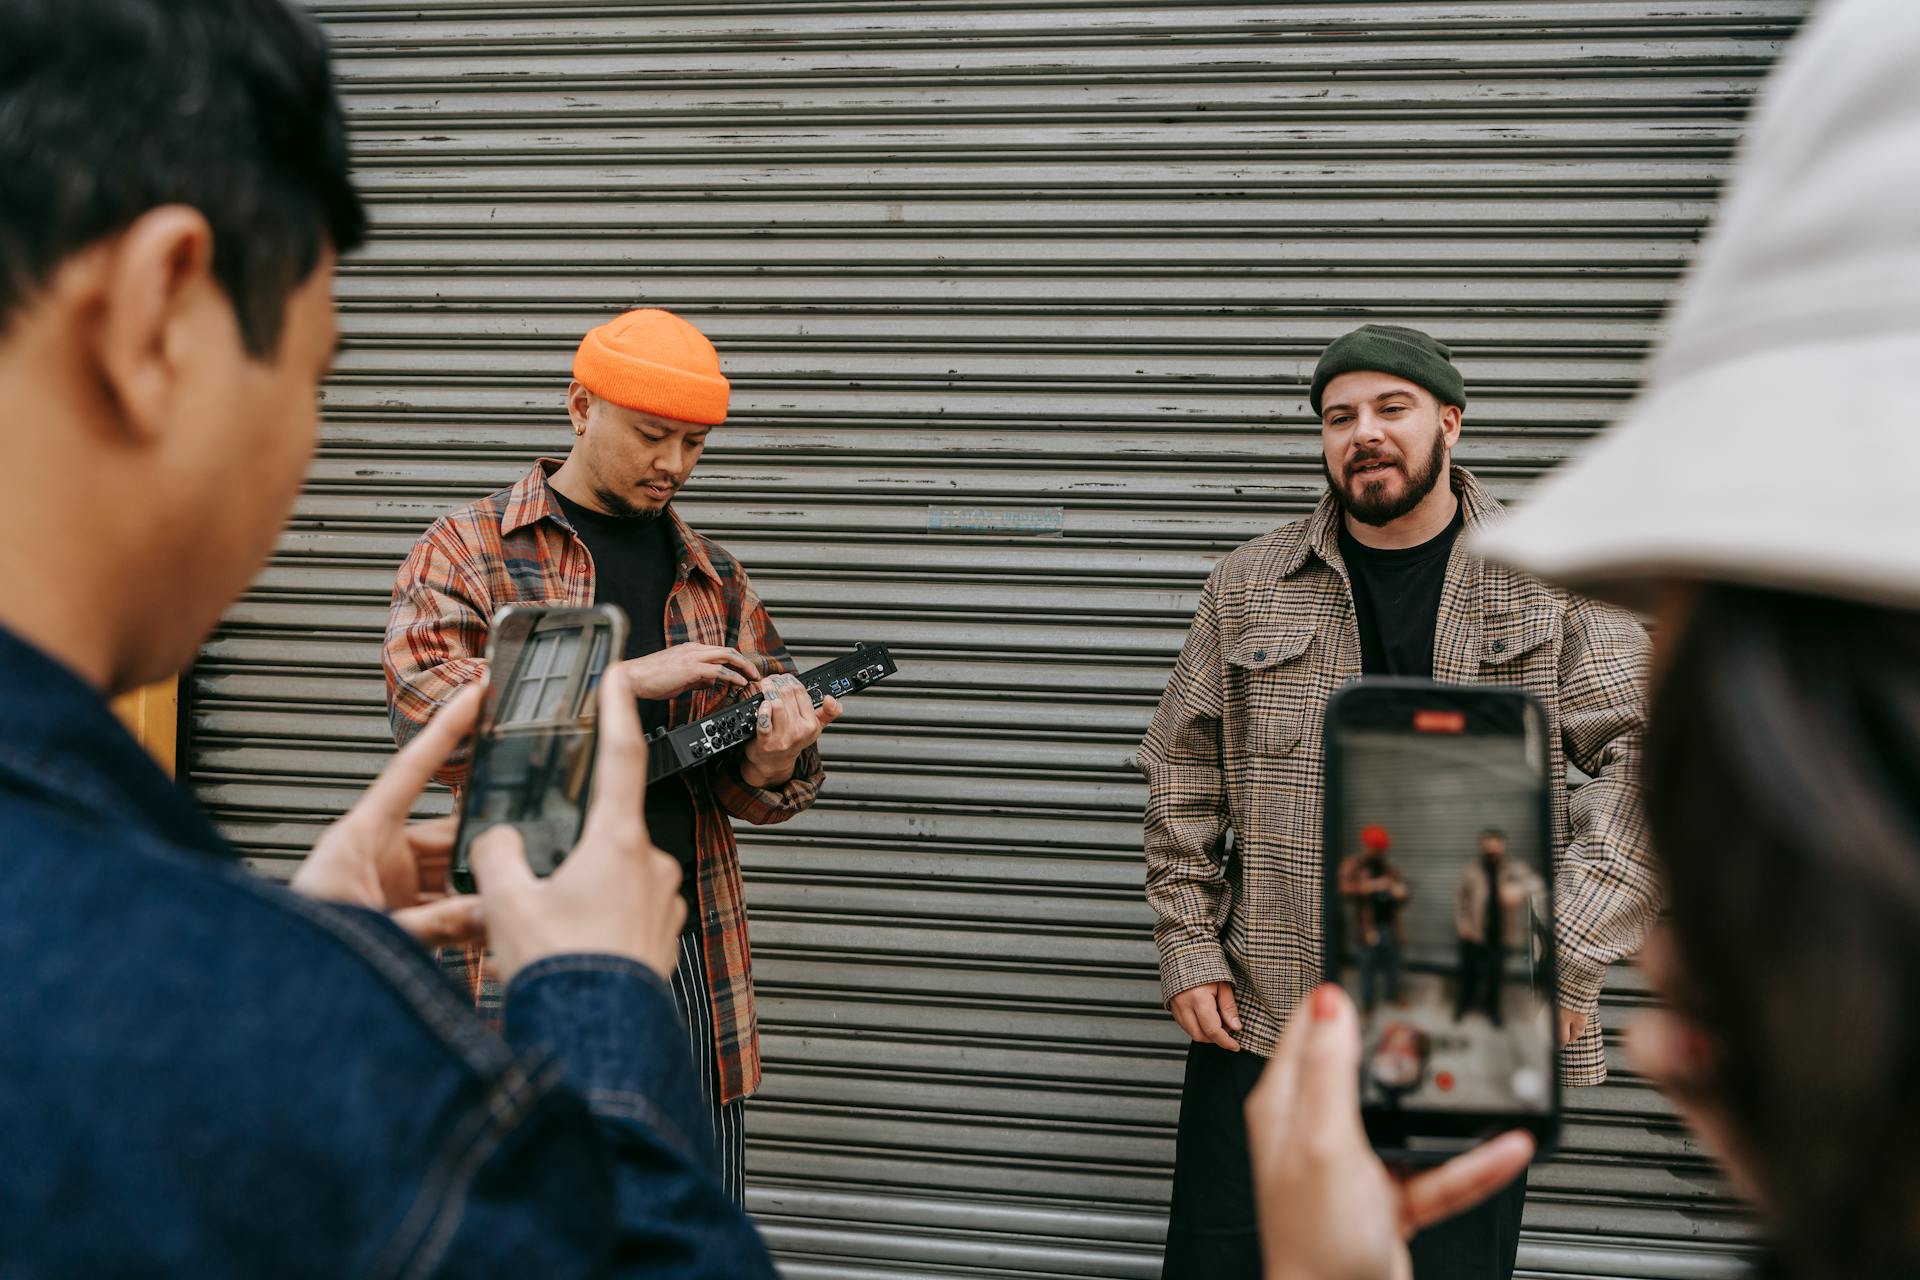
[185,3,1809,1275]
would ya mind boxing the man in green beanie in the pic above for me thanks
[1138,325,1658,1279]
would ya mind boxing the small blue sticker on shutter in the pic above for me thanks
[927,506,1065,535]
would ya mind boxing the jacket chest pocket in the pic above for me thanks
[1479,608,1558,687]
[1227,628,1317,756]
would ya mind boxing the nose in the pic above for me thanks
[1352,408,1388,447]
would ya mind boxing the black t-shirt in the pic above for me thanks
[1337,503,1465,678]
[551,491,699,911]
[1363,859,1400,930]
[1482,857,1502,952]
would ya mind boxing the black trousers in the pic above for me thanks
[1161,1042,1527,1280]
[1454,939,1506,1026]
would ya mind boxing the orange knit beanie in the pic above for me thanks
[572,308,730,425]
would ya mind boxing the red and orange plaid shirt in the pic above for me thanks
[382,459,823,1104]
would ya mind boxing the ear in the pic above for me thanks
[91,206,220,444]
[1440,402,1464,449]
[566,380,594,437]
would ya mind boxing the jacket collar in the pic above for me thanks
[1278,465,1505,579]
[501,458,722,586]
[0,627,227,857]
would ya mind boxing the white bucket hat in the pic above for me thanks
[1474,0,1920,611]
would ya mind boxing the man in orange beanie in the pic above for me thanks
[1337,825,1409,1014]
[383,307,839,1204]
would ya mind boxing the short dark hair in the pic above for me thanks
[1648,585,1920,1278]
[0,0,366,355]
[1479,828,1506,844]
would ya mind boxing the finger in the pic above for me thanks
[1637,923,1684,997]
[354,685,484,823]
[704,662,750,688]
[583,665,650,832]
[1293,984,1363,1120]
[1219,983,1243,1033]
[1401,1131,1534,1232]
[1243,1055,1297,1176]
[1207,1024,1244,1053]
[1173,1002,1200,1043]
[392,895,488,949]
[791,679,825,727]
[762,684,793,742]
[468,825,537,896]
[404,813,460,854]
[1196,994,1242,1053]
[1245,1014,1305,1169]
[719,648,761,683]
[1625,1008,1715,1099]
[406,815,461,893]
[817,695,844,728]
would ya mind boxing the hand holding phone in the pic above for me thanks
[1246,982,1536,1276]
[467,662,687,984]
[290,685,488,949]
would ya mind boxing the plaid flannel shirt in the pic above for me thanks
[1137,468,1656,1085]
[383,459,823,1104]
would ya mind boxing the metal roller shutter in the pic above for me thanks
[187,3,1809,1275]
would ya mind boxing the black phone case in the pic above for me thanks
[1319,677,1562,1162]
[449,603,628,896]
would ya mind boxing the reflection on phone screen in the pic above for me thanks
[454,608,621,884]
[1332,722,1555,1120]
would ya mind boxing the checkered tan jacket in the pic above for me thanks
[383,459,823,1105]
[1137,468,1657,1086]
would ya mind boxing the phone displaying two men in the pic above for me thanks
[1322,679,1561,1159]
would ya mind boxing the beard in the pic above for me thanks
[593,487,670,520]
[1323,427,1449,527]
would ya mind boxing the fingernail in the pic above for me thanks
[1311,984,1341,1020]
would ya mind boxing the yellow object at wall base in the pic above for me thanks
[112,679,179,778]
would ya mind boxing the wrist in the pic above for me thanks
[740,751,797,788]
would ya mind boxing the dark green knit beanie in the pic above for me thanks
[1309,324,1466,416]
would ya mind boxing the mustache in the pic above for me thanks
[1345,450,1404,478]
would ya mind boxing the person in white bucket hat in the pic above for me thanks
[1239,0,1920,1276]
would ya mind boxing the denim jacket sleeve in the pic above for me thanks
[422,955,778,1279]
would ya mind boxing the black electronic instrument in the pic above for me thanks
[645,642,897,783]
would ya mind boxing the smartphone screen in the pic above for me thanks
[449,604,626,894]
[1322,678,1559,1157]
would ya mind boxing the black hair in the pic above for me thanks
[1647,585,1920,1279]
[0,0,365,355]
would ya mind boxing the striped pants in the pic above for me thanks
[667,928,747,1206]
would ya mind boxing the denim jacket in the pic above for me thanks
[0,627,776,1278]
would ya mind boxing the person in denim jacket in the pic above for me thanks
[0,2,774,1275]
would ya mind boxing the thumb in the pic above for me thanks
[1218,982,1242,1032]
[468,825,536,896]
[392,896,487,949]
[817,695,844,727]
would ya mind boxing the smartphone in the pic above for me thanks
[449,604,626,895]
[1321,678,1560,1160]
